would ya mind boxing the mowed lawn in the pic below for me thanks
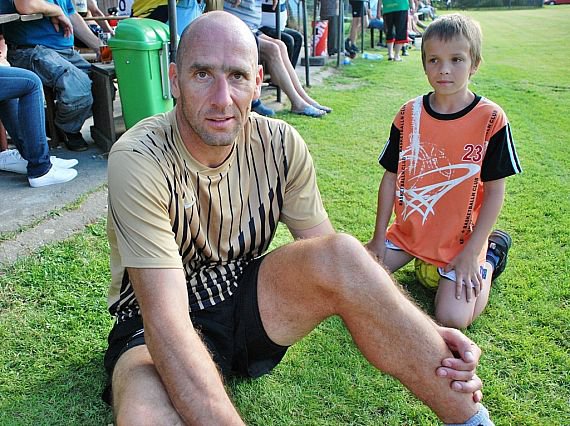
[0,7,568,426]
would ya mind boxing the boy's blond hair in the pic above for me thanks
[421,14,483,71]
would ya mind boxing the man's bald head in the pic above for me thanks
[176,11,258,68]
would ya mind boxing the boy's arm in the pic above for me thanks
[366,171,397,261]
[446,178,506,301]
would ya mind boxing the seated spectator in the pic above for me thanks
[131,0,204,36]
[367,0,384,47]
[1,0,101,152]
[224,0,331,117]
[259,0,303,68]
[0,67,78,187]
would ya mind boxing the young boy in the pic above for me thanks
[366,14,521,329]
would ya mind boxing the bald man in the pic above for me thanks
[104,11,493,426]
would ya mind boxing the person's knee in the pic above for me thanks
[115,402,184,426]
[318,233,388,291]
[434,306,473,329]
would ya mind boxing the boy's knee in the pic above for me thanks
[435,309,473,330]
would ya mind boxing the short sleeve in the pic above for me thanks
[107,149,183,269]
[279,126,328,230]
[481,121,522,182]
[378,123,401,173]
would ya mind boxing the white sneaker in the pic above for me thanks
[0,149,78,174]
[0,149,28,174]
[28,165,78,188]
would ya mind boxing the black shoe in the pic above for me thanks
[488,230,512,280]
[64,132,89,152]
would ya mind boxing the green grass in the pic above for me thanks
[1,8,569,425]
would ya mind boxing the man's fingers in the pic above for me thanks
[450,374,483,394]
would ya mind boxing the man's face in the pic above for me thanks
[171,28,262,149]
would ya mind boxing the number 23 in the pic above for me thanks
[462,144,483,162]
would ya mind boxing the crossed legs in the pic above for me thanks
[258,34,330,115]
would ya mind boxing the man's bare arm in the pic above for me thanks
[128,267,244,425]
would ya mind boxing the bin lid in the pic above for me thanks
[109,18,170,51]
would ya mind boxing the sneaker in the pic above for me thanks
[344,38,358,54]
[64,132,89,152]
[0,149,78,174]
[51,157,79,169]
[0,149,28,174]
[28,165,78,188]
[488,230,512,280]
[251,99,275,117]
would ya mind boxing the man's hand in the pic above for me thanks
[50,14,73,37]
[436,326,483,403]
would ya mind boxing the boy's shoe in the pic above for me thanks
[0,149,78,174]
[64,132,89,152]
[488,230,512,280]
[28,165,78,188]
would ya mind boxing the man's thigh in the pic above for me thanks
[257,233,368,347]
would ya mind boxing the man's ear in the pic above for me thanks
[169,62,180,99]
[254,64,263,100]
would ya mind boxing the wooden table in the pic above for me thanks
[0,13,43,24]
[83,15,130,22]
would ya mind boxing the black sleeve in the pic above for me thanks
[378,123,400,173]
[481,123,522,182]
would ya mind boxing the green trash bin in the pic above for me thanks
[109,18,173,129]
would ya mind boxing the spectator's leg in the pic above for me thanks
[8,46,93,135]
[0,120,7,151]
[0,67,50,177]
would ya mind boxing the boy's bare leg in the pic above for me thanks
[434,261,493,329]
[258,233,480,424]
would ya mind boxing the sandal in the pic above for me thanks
[311,102,332,113]
[291,105,326,118]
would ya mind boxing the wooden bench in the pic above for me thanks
[90,62,125,152]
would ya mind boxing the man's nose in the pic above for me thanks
[211,77,232,108]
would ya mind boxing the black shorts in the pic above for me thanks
[349,0,365,17]
[384,10,409,44]
[102,256,288,404]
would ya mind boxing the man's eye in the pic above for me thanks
[233,73,244,80]
[196,71,208,79]
[453,57,464,62]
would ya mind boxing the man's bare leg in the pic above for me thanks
[258,233,480,423]
[112,346,187,425]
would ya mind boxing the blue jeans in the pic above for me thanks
[8,45,93,134]
[0,67,51,178]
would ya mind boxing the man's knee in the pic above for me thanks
[115,402,184,426]
[316,233,391,292]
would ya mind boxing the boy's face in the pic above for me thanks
[423,35,479,98]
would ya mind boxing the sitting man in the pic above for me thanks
[1,0,101,151]
[104,11,494,425]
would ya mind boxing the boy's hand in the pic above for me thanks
[446,250,483,302]
[365,239,386,263]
